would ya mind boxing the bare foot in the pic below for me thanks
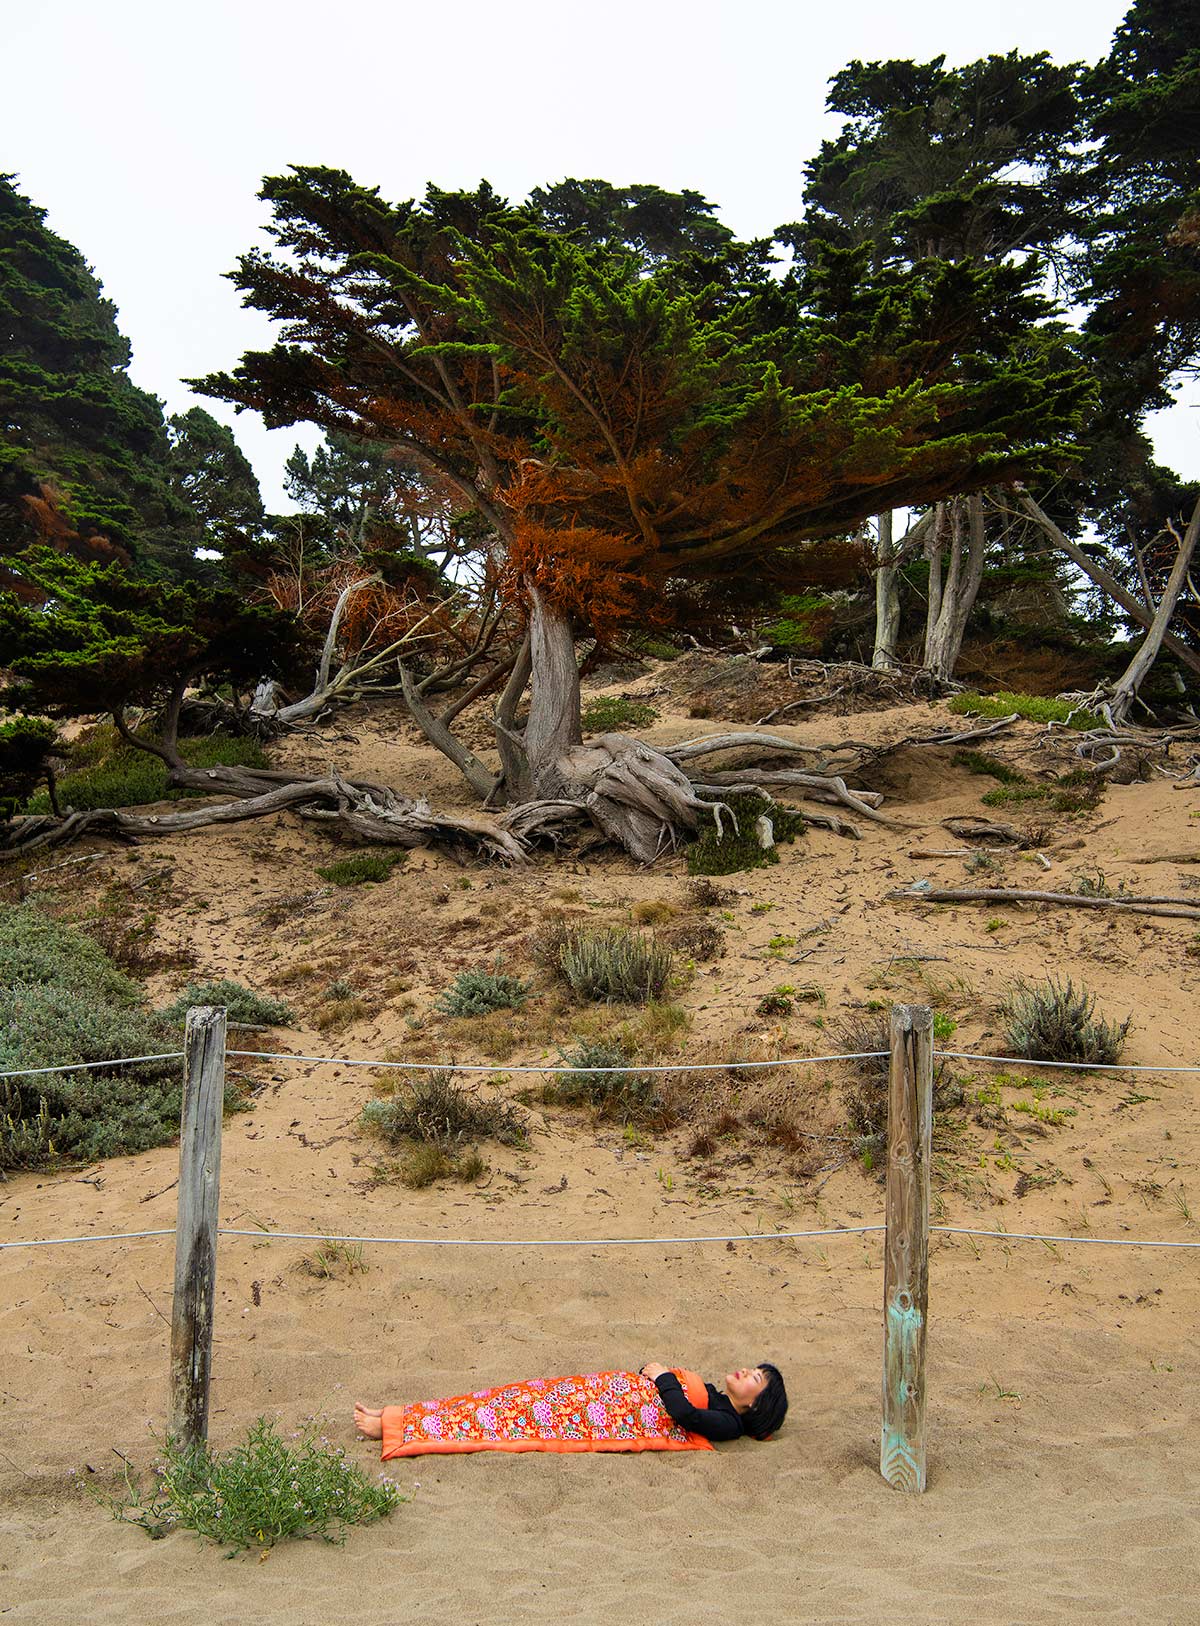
[354,1403,384,1440]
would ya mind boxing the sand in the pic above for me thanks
[2,687,1198,1623]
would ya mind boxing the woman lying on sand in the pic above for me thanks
[354,1359,787,1458]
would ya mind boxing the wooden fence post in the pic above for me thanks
[169,1006,226,1448]
[880,1002,933,1493]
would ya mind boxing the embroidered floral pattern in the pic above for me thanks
[382,1370,710,1457]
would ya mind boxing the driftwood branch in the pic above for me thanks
[888,884,1200,921]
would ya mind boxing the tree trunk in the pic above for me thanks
[1104,492,1200,724]
[923,503,945,665]
[524,583,583,793]
[873,510,902,671]
[923,493,987,683]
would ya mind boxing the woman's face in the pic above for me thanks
[725,1365,769,1411]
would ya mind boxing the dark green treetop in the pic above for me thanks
[0,176,200,575]
[0,548,305,726]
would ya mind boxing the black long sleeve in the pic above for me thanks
[652,1373,744,1442]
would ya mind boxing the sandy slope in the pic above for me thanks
[2,688,1198,1624]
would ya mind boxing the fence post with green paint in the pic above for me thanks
[881,1003,932,1492]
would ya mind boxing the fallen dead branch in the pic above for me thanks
[942,816,1029,845]
[887,884,1200,921]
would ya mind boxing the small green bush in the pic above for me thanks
[316,850,406,886]
[24,732,269,813]
[94,1418,402,1553]
[980,775,1103,814]
[361,1069,527,1148]
[434,964,532,1016]
[999,978,1130,1064]
[580,696,659,732]
[686,793,805,876]
[560,927,674,1003]
[947,692,1101,730]
[160,980,294,1027]
[545,1039,665,1121]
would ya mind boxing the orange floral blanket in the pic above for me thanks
[380,1368,715,1458]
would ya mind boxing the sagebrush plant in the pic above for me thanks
[0,906,190,1169]
[161,980,294,1027]
[999,978,1130,1064]
[92,1418,402,1553]
[434,963,532,1016]
[544,1038,666,1122]
[316,850,405,886]
[559,927,674,1003]
[580,695,659,732]
[361,1069,527,1148]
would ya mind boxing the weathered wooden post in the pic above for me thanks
[168,1006,226,1448]
[880,1002,933,1492]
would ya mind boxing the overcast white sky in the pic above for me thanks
[3,0,1193,508]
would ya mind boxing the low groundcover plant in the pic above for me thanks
[92,1418,403,1554]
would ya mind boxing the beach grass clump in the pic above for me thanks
[361,1069,527,1149]
[160,979,294,1027]
[394,1143,488,1187]
[999,978,1130,1065]
[559,927,673,1003]
[94,1418,402,1553]
[316,850,405,886]
[580,696,659,732]
[0,905,187,1170]
[434,963,532,1017]
[947,692,1101,730]
[686,793,805,876]
[952,750,1028,785]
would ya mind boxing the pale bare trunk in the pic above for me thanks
[923,503,945,665]
[1104,493,1200,724]
[524,583,583,791]
[873,510,901,671]
[924,493,987,683]
[1017,490,1200,681]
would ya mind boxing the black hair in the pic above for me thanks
[741,1362,787,1440]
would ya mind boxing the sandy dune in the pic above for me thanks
[2,691,1198,1622]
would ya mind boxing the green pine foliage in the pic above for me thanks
[0,176,207,575]
[0,548,303,724]
[0,716,60,817]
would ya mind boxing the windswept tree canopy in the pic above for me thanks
[0,548,304,722]
[196,168,1090,641]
